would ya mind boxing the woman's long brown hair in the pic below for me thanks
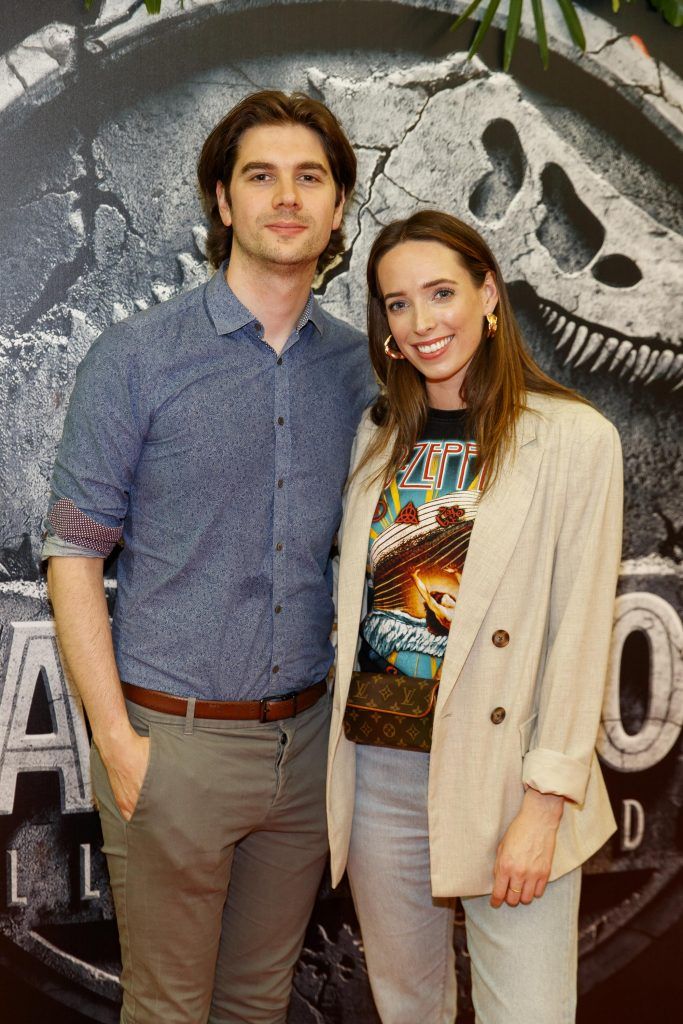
[358,210,586,490]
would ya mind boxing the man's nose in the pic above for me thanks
[273,177,302,209]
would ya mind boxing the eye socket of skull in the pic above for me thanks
[469,119,526,222]
[536,163,606,273]
[592,254,643,289]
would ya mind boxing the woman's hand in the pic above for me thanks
[490,788,565,908]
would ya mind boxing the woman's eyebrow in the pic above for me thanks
[421,278,457,289]
[383,278,457,300]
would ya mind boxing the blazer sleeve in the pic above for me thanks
[337,409,376,554]
[522,417,623,804]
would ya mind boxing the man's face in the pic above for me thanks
[216,123,345,271]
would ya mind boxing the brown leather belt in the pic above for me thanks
[122,679,327,723]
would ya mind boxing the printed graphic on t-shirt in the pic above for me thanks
[360,417,481,679]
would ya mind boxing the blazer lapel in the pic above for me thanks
[335,437,385,709]
[437,409,543,708]
[335,407,544,714]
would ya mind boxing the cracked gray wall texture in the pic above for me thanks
[0,5,681,574]
[0,1,682,1021]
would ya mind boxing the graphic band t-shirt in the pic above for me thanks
[358,408,483,680]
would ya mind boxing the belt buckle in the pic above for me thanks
[259,690,298,723]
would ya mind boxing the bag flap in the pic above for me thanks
[347,672,439,718]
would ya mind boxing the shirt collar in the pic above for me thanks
[297,293,325,336]
[206,261,325,338]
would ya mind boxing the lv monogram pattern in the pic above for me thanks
[342,672,439,752]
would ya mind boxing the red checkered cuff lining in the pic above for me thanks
[48,498,123,556]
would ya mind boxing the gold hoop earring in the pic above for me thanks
[384,334,405,360]
[486,313,498,338]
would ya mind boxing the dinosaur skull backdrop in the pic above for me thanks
[0,1,681,1021]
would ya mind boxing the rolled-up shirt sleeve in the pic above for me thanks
[43,324,146,560]
[41,531,109,560]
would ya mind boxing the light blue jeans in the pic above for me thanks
[347,744,581,1024]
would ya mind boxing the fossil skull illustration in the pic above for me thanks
[313,57,683,390]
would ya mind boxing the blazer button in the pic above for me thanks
[490,707,506,724]
[492,629,510,647]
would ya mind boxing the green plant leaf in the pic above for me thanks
[503,0,524,70]
[450,0,486,33]
[649,0,683,26]
[555,0,586,49]
[531,0,549,68]
[468,0,502,59]
[145,0,163,13]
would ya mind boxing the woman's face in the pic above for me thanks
[376,240,498,409]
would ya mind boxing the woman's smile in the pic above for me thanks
[413,334,454,358]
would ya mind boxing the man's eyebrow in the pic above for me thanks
[239,162,277,174]
[296,161,329,175]
[238,160,330,176]
[383,278,458,300]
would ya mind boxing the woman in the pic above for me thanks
[326,211,622,1024]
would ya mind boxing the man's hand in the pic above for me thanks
[48,557,151,822]
[490,788,565,908]
[99,729,151,822]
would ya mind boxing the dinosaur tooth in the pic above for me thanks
[664,353,683,381]
[575,331,604,368]
[629,344,651,383]
[551,315,567,336]
[564,324,589,366]
[645,349,674,384]
[619,348,637,378]
[609,339,633,373]
[556,321,576,351]
[590,336,619,372]
[545,309,559,328]
[640,348,661,383]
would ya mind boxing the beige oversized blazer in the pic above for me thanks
[327,391,622,898]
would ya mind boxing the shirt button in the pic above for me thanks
[272,664,280,674]
[274,604,282,614]
[277,357,283,366]
[255,321,263,333]
[277,478,284,488]
[492,629,510,648]
[277,416,284,426]
[490,707,506,725]
[275,542,283,552]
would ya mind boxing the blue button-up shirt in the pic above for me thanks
[43,267,375,700]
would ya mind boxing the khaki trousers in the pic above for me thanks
[91,692,331,1024]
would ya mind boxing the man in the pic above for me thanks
[44,91,375,1024]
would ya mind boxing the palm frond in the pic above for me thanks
[467,0,502,60]
[503,0,523,71]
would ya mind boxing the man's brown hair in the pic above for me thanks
[197,90,356,273]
